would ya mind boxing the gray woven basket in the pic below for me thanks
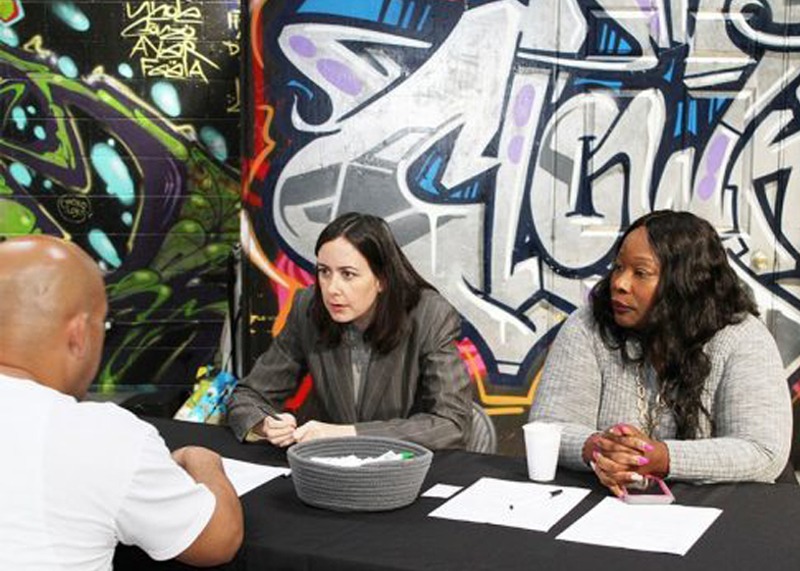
[287,436,433,512]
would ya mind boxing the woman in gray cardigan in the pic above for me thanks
[227,213,472,450]
[530,211,791,495]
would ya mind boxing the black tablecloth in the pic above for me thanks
[114,418,800,571]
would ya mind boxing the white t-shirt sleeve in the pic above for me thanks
[115,429,216,561]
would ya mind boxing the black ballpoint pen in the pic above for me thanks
[508,488,564,510]
[263,407,283,421]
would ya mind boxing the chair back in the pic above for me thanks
[466,402,497,454]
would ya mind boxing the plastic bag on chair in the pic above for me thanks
[174,365,237,424]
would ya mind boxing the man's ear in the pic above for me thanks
[66,313,89,360]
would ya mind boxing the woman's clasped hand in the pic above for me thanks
[583,424,669,497]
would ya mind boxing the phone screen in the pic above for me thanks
[621,476,674,504]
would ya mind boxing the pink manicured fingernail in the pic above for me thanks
[637,456,650,466]
[643,443,655,452]
[593,450,600,460]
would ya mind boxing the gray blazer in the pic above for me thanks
[227,288,472,449]
[529,306,792,483]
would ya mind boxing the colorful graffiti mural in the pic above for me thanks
[0,1,241,390]
[244,0,800,452]
[0,0,23,26]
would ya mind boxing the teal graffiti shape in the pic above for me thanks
[91,142,135,207]
[52,2,90,32]
[118,63,134,78]
[11,105,26,130]
[57,55,79,78]
[88,228,122,269]
[0,24,19,47]
[151,82,181,118]
[9,162,32,187]
[200,126,228,162]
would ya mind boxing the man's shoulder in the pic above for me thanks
[0,377,156,442]
[77,399,147,422]
[63,401,157,445]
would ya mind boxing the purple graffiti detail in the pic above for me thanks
[706,134,730,171]
[513,85,536,128]
[697,134,730,201]
[507,135,524,164]
[698,175,716,201]
[636,0,659,37]
[649,13,660,38]
[317,58,362,96]
[289,35,316,58]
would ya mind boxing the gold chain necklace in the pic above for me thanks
[635,366,669,437]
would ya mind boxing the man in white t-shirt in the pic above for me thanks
[0,235,243,570]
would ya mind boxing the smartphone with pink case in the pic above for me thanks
[621,476,674,505]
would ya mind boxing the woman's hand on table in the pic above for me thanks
[589,457,628,497]
[604,424,670,476]
[582,424,670,496]
[256,413,298,447]
[293,420,356,443]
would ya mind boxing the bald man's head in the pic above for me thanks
[0,236,107,397]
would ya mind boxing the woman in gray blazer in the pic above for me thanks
[227,213,472,450]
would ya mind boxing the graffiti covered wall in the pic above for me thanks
[244,0,800,454]
[0,1,241,391]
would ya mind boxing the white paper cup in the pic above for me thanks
[523,422,562,481]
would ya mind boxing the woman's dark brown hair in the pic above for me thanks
[591,210,758,438]
[311,212,434,353]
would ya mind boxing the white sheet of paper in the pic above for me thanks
[428,477,590,532]
[221,457,291,497]
[556,497,722,556]
[422,484,463,499]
